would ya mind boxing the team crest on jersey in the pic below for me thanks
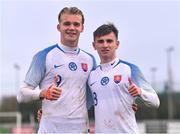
[81,63,88,72]
[114,75,121,84]
[101,76,109,86]
[69,62,77,71]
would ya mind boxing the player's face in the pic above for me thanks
[93,32,119,63]
[57,13,84,47]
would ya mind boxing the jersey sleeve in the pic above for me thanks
[130,64,160,108]
[24,51,46,88]
[17,82,41,103]
[17,51,47,103]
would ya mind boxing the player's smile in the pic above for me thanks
[101,49,110,54]
[66,31,77,37]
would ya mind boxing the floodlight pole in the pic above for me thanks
[166,46,174,119]
[14,63,21,93]
[14,63,21,114]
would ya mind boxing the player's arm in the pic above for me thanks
[128,65,160,108]
[138,88,160,108]
[128,77,160,108]
[17,76,62,103]
[17,51,45,103]
[17,83,41,103]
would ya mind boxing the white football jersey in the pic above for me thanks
[88,58,160,134]
[24,43,96,133]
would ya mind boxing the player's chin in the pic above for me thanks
[101,51,111,57]
[101,54,110,59]
[67,36,78,42]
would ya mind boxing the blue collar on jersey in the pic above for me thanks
[100,58,119,71]
[57,43,80,54]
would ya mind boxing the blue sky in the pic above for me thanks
[0,0,179,97]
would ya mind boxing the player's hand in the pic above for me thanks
[128,77,141,97]
[37,109,42,123]
[132,103,138,113]
[40,76,62,100]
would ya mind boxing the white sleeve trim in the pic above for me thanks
[17,82,41,103]
[140,89,160,108]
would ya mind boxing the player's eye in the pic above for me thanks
[73,22,80,27]
[63,22,80,27]
[97,40,104,43]
[106,39,113,43]
[63,22,71,26]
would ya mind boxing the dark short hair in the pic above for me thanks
[58,7,84,24]
[93,23,118,41]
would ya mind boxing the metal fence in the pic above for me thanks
[138,120,180,134]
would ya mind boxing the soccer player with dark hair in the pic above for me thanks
[88,23,160,133]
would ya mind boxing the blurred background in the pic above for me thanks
[0,0,179,133]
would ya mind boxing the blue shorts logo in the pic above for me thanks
[101,76,109,86]
[69,62,77,71]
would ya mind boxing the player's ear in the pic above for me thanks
[57,24,61,32]
[116,40,120,49]
[81,24,84,32]
[92,42,96,50]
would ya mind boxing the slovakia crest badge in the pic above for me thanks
[114,75,122,84]
[81,63,88,72]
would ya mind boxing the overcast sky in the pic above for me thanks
[0,0,179,97]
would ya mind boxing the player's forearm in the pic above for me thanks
[139,89,160,108]
[17,83,41,103]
